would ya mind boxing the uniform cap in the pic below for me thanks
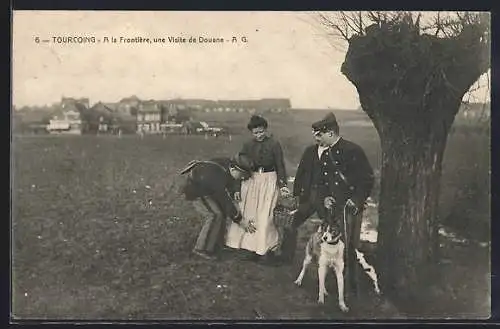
[312,112,339,135]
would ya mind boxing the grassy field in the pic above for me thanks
[11,110,490,320]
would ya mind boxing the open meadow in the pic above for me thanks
[11,110,490,320]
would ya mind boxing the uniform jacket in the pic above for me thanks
[180,157,242,223]
[293,138,374,209]
[240,134,287,188]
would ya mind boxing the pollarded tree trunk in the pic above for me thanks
[341,19,489,311]
[372,96,456,303]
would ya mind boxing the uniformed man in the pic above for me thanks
[284,112,374,297]
[179,154,255,260]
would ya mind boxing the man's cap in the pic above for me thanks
[312,112,339,135]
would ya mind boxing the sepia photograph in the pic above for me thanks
[11,10,491,321]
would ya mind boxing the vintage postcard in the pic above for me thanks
[11,10,491,322]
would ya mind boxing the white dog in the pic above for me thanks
[294,223,381,313]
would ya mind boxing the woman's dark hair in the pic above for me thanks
[247,115,268,131]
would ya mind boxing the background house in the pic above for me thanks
[12,96,292,135]
[85,102,116,134]
[79,97,140,135]
[118,95,141,116]
[46,107,83,134]
[46,97,89,134]
[201,98,291,113]
[136,100,163,134]
[61,97,90,110]
[12,106,52,135]
[261,98,292,113]
[158,100,192,123]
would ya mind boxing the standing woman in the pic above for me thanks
[225,115,290,263]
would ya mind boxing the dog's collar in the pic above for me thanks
[324,235,342,245]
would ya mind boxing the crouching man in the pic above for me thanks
[179,154,255,260]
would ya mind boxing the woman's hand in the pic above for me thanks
[234,192,241,202]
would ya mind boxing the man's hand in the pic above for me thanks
[346,198,359,215]
[324,196,336,209]
[242,219,257,234]
[234,192,241,202]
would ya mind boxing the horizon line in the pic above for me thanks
[12,96,361,111]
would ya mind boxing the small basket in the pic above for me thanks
[271,195,297,256]
[273,205,295,230]
[273,194,297,228]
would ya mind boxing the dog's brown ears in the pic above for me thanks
[316,222,328,233]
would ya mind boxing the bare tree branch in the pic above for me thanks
[415,12,421,30]
[340,13,355,36]
[317,11,489,47]
[317,12,350,41]
[367,11,380,24]
[434,12,442,37]
[343,11,364,35]
[359,11,364,34]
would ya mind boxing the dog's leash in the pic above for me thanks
[337,203,350,299]
[342,203,349,252]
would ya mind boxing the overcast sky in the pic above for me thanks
[12,11,490,109]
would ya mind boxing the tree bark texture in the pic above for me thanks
[340,20,489,309]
